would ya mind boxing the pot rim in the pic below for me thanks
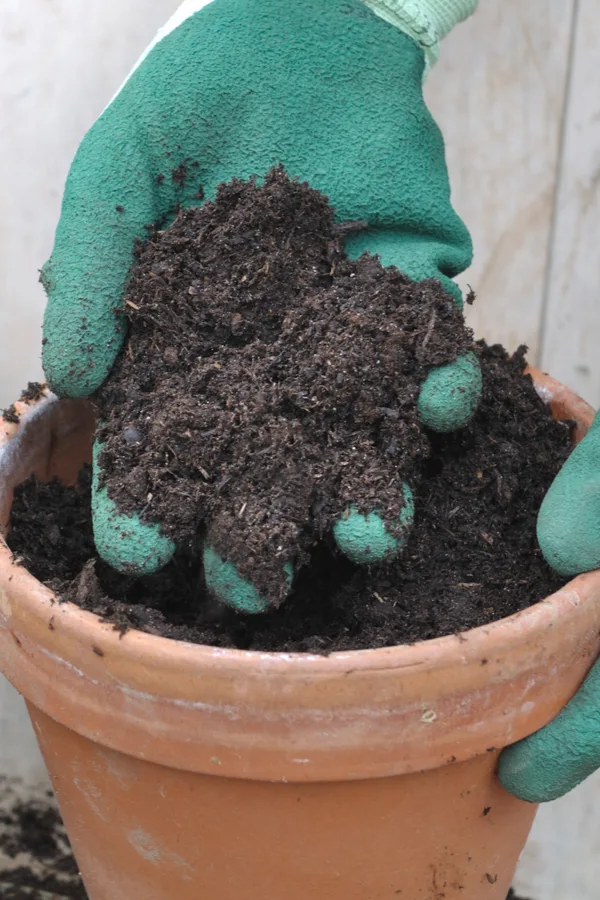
[0,367,599,781]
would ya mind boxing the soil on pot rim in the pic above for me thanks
[95,167,474,606]
[6,344,571,652]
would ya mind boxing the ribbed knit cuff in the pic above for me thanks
[361,0,477,67]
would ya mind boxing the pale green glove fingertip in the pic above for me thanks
[537,414,600,576]
[418,350,482,432]
[92,441,175,575]
[333,483,415,564]
[499,657,600,803]
[203,546,294,614]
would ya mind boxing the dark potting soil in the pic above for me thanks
[2,383,46,426]
[0,781,87,900]
[95,167,474,605]
[6,344,571,653]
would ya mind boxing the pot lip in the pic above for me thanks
[4,555,600,676]
[1,365,598,679]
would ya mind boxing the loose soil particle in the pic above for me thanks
[0,780,86,900]
[2,384,46,426]
[7,344,571,653]
[96,167,474,605]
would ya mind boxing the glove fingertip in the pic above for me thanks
[418,351,482,433]
[91,441,175,575]
[203,545,272,614]
[92,487,175,575]
[333,484,414,565]
[499,735,571,805]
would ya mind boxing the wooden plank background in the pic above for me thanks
[426,0,576,367]
[1,2,599,897]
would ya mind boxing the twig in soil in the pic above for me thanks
[331,219,369,235]
[421,310,437,352]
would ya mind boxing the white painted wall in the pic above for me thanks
[1,2,600,897]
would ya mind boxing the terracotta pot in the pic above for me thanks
[0,371,598,900]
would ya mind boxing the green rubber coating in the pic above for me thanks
[537,412,600,576]
[203,546,293,613]
[333,482,415,564]
[499,655,600,803]
[42,0,472,400]
[91,440,175,574]
[417,350,482,432]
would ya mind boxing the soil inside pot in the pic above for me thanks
[0,779,86,899]
[6,343,571,652]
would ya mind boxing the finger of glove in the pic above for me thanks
[499,655,600,803]
[202,482,310,612]
[41,117,163,398]
[333,482,415,565]
[203,544,294,615]
[92,439,175,575]
[537,413,600,576]
[417,351,482,432]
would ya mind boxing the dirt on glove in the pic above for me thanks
[95,167,473,605]
[7,342,571,652]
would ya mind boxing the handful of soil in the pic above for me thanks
[97,167,473,603]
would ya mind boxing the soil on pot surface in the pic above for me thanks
[95,167,474,606]
[0,779,87,899]
[6,344,571,652]
[2,383,46,426]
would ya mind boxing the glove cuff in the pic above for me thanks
[361,0,477,67]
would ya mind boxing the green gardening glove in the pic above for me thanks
[500,414,600,801]
[42,0,481,613]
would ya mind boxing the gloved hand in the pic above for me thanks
[42,0,481,612]
[500,414,600,801]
